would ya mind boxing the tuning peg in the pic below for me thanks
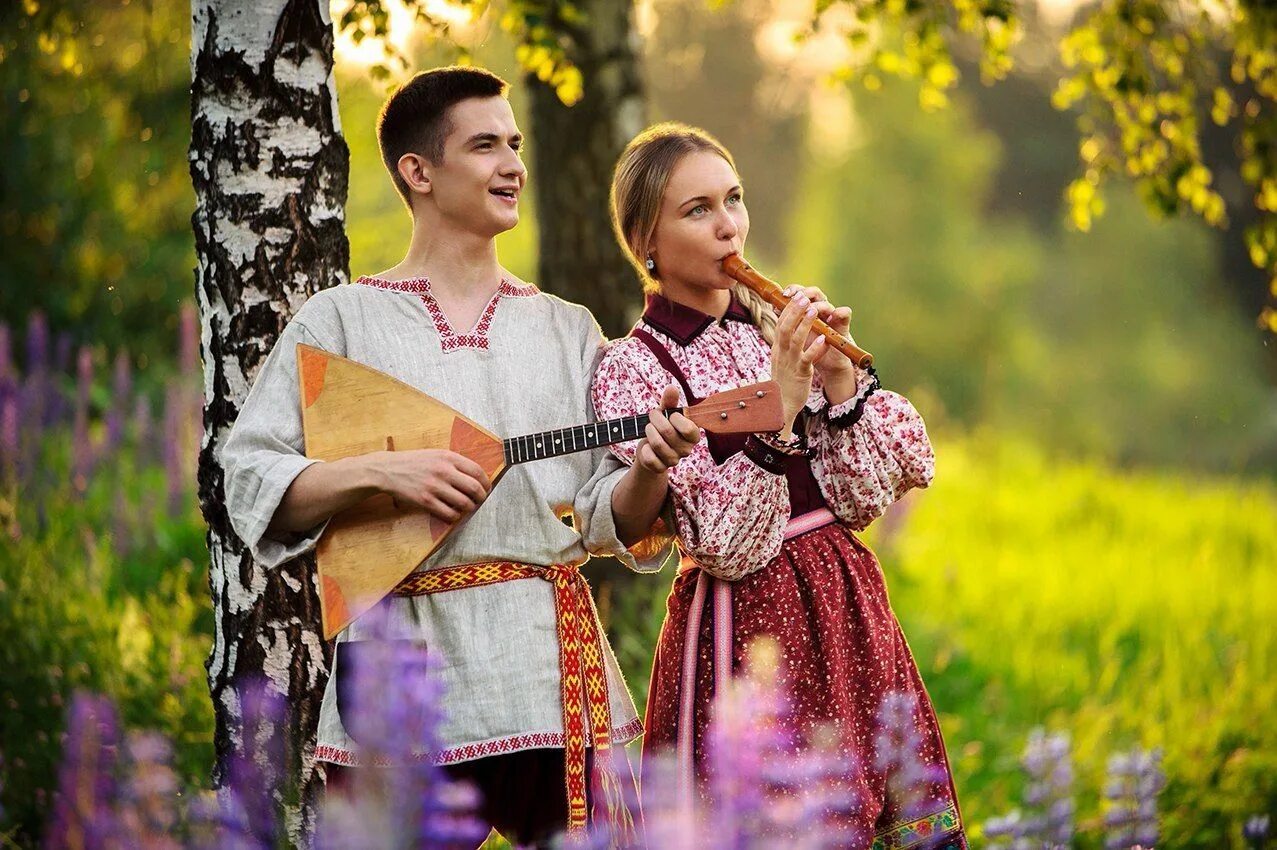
[755,390,766,397]
[738,401,746,408]
[720,412,728,420]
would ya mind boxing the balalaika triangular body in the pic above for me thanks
[296,344,783,639]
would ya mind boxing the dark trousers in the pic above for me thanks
[326,747,593,848]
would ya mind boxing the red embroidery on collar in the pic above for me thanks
[357,275,537,352]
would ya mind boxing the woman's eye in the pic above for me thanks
[727,193,742,205]
[689,204,708,216]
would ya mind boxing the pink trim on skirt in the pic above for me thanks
[674,508,839,793]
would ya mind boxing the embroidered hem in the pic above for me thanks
[871,803,964,850]
[315,716,644,767]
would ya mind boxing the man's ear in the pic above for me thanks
[397,152,432,197]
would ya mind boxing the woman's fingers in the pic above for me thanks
[669,412,702,443]
[828,305,852,335]
[644,424,683,467]
[801,334,828,365]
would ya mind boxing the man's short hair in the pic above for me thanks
[376,66,510,206]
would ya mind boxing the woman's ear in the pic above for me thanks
[397,152,432,197]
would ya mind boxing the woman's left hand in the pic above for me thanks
[635,385,703,475]
[780,285,857,394]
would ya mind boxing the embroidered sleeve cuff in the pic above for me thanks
[743,435,790,475]
[824,366,881,428]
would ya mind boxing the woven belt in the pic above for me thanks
[393,562,634,841]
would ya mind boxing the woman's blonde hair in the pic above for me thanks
[610,122,777,344]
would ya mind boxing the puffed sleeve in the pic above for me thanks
[219,295,347,569]
[568,308,675,573]
[590,338,790,582]
[804,367,935,531]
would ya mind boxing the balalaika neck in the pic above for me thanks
[502,413,652,465]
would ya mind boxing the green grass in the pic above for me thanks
[866,435,1276,847]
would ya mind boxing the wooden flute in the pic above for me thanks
[722,254,874,368]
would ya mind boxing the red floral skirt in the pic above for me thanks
[643,509,967,849]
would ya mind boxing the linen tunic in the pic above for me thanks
[220,274,669,766]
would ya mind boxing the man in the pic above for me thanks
[221,66,699,846]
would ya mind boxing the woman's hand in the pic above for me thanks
[781,285,858,405]
[634,386,703,475]
[770,291,824,438]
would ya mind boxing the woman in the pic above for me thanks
[591,122,967,848]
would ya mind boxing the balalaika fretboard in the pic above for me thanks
[502,413,652,465]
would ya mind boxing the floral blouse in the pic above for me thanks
[590,293,935,581]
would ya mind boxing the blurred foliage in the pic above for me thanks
[807,0,1277,330]
[0,324,211,846]
[786,77,1277,472]
[0,0,195,364]
[335,0,585,105]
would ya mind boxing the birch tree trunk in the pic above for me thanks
[527,0,647,338]
[189,0,348,840]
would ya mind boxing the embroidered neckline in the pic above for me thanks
[356,274,537,352]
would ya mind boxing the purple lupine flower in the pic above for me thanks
[48,329,73,426]
[701,636,804,847]
[45,692,121,849]
[25,312,49,375]
[21,315,51,439]
[0,323,16,482]
[1021,729,1074,847]
[1,391,18,484]
[72,346,94,494]
[50,331,73,427]
[983,728,1074,850]
[132,393,153,460]
[1103,747,1164,850]
[640,635,867,850]
[317,607,486,850]
[114,732,181,849]
[162,384,185,516]
[105,351,132,451]
[221,680,287,849]
[179,303,199,378]
[628,750,699,850]
[1245,814,1271,849]
[873,690,948,822]
[0,323,13,383]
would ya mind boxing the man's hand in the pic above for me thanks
[370,449,492,522]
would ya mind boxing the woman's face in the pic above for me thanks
[648,150,749,294]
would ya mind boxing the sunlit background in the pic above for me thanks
[1,0,1274,846]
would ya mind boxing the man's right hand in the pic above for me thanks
[369,449,492,522]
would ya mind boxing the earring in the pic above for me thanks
[645,255,656,272]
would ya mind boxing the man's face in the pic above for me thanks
[424,96,527,238]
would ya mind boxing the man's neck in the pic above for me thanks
[378,216,504,301]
